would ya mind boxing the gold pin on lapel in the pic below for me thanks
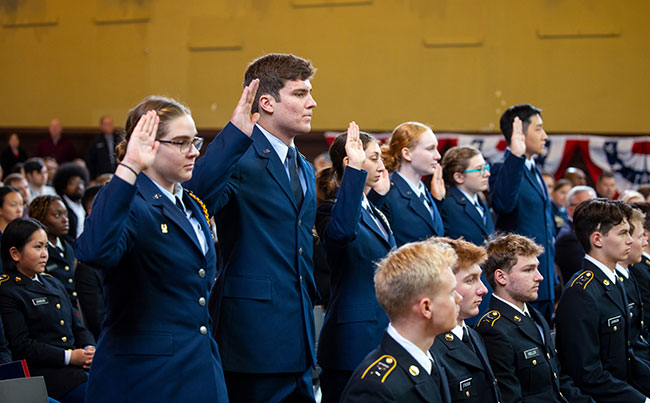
[161,224,168,234]
[445,333,454,341]
[409,365,420,376]
[603,279,610,286]
[153,193,161,199]
[263,149,271,154]
[514,315,522,322]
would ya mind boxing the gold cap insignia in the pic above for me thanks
[603,279,610,286]
[409,365,420,376]
[514,315,521,322]
[15,277,21,281]
[445,333,454,341]
[161,224,168,234]
[153,193,161,199]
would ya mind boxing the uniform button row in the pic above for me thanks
[200,326,208,335]
[199,297,206,307]
[198,268,206,278]
[64,265,70,271]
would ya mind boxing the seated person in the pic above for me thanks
[341,239,460,402]
[431,238,501,403]
[0,218,95,403]
[476,233,591,402]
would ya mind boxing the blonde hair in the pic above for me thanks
[382,122,432,172]
[374,239,457,319]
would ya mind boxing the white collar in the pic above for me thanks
[615,263,630,279]
[256,123,295,163]
[584,254,618,284]
[524,156,537,170]
[450,322,467,340]
[457,187,480,205]
[643,251,650,261]
[150,176,185,209]
[48,236,64,251]
[492,293,531,317]
[387,323,433,375]
[395,172,426,198]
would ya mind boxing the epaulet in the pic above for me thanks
[644,256,650,266]
[361,355,397,383]
[40,273,53,277]
[478,310,501,327]
[0,274,9,285]
[570,270,594,289]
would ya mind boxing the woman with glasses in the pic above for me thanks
[440,146,494,246]
[370,121,445,246]
[74,82,258,403]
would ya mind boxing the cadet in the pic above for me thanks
[431,238,501,403]
[341,240,459,402]
[556,199,650,401]
[630,201,650,335]
[476,233,591,403]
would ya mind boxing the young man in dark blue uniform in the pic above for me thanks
[556,199,650,402]
[476,234,591,403]
[341,240,459,403]
[489,105,556,324]
[431,238,501,403]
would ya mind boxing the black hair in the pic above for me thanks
[81,184,103,214]
[0,186,20,207]
[499,104,543,145]
[52,162,89,196]
[23,157,45,175]
[1,217,46,272]
[574,198,627,253]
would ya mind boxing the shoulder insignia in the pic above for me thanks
[644,258,650,265]
[570,270,594,289]
[478,310,501,327]
[14,277,21,282]
[361,355,397,383]
[0,275,9,285]
[187,191,211,224]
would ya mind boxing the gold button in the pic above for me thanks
[61,336,67,342]
[532,360,537,365]
[630,312,633,318]
[56,304,61,309]
[68,278,73,283]
[64,265,70,271]
[553,372,557,379]
[60,320,64,326]
[546,353,550,359]
[386,357,393,364]
[72,291,77,297]
[613,326,617,331]
[465,391,470,397]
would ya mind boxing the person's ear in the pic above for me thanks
[494,269,507,287]
[9,246,21,263]
[401,147,412,163]
[342,156,349,169]
[591,231,602,249]
[258,94,274,114]
[419,297,433,319]
[453,171,464,185]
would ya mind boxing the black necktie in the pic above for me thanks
[462,327,477,353]
[175,196,186,215]
[473,200,487,225]
[286,147,304,208]
[419,193,434,218]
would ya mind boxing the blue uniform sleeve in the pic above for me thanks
[322,166,367,247]
[488,150,526,214]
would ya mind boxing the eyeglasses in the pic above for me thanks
[158,137,204,153]
[463,164,490,175]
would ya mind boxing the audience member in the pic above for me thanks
[556,199,650,401]
[0,186,24,274]
[315,124,393,402]
[550,179,572,236]
[431,238,502,403]
[563,167,587,186]
[3,173,31,215]
[341,240,459,402]
[637,185,650,202]
[52,163,88,239]
[0,218,94,403]
[34,119,76,163]
[489,104,556,323]
[313,151,332,173]
[596,171,617,199]
[554,185,596,284]
[86,116,119,180]
[209,54,318,402]
[541,172,554,195]
[372,121,444,246]
[28,196,77,306]
[44,157,59,186]
[92,173,113,186]
[620,189,645,204]
[0,133,28,179]
[630,201,650,335]
[477,233,591,403]
[24,157,56,203]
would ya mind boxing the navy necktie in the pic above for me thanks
[286,147,304,209]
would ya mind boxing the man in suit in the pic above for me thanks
[209,54,319,402]
[341,240,458,402]
[431,238,501,403]
[440,146,494,246]
[554,186,596,285]
[489,104,556,323]
[555,199,650,401]
[86,116,119,180]
[596,172,617,200]
[476,234,591,403]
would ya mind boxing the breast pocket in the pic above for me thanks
[516,346,550,395]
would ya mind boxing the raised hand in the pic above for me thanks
[121,110,160,176]
[230,78,260,136]
[345,121,365,170]
[430,164,446,200]
[373,169,391,195]
[510,116,526,157]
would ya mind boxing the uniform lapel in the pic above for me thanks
[586,260,628,315]
[14,272,60,298]
[438,332,485,371]
[297,152,315,217]
[492,297,544,346]
[451,187,487,233]
[524,163,546,200]
[361,204,395,248]
[251,128,298,210]
[392,174,436,232]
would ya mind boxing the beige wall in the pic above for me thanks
[1,0,648,133]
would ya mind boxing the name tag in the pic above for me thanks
[459,378,472,391]
[608,315,622,327]
[32,297,49,306]
[629,302,635,311]
[523,347,540,359]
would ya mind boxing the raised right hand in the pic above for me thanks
[230,79,260,136]
[345,121,365,170]
[122,110,160,173]
[510,116,526,157]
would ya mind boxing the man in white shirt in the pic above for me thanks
[52,162,88,239]
[431,238,501,403]
[24,157,56,203]
[556,199,650,402]
[476,233,591,403]
[341,240,460,403]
